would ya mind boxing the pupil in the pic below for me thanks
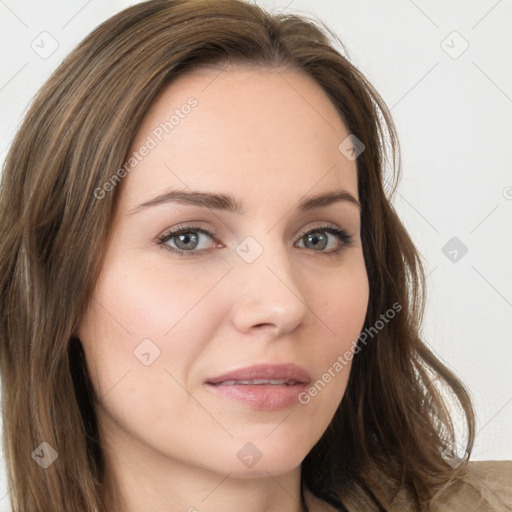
[307,232,327,250]
[176,232,198,250]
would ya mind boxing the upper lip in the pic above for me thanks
[205,363,311,385]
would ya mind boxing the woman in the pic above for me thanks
[0,1,510,511]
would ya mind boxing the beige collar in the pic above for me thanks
[302,461,512,511]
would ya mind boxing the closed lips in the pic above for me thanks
[204,363,311,410]
[216,379,300,386]
[205,363,311,386]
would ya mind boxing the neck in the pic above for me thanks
[99,426,306,512]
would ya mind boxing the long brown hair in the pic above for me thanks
[0,1,474,510]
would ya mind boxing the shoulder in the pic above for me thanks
[428,460,512,512]
[304,461,512,512]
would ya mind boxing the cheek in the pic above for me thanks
[300,255,369,407]
[77,254,232,396]
[76,245,369,475]
[90,255,228,336]
[313,255,369,352]
[101,257,228,338]
[80,248,368,400]
[76,258,231,452]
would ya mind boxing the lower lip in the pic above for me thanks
[204,382,308,410]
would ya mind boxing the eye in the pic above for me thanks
[295,225,353,255]
[157,225,217,255]
[156,223,353,257]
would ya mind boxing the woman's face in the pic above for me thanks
[78,65,369,479]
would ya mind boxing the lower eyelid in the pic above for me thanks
[296,229,352,250]
[158,230,216,251]
[157,225,353,255]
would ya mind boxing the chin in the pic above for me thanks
[208,438,310,478]
[225,459,304,479]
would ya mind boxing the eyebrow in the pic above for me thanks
[128,188,360,215]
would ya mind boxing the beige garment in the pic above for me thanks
[303,460,512,512]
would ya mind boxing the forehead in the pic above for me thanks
[120,65,358,209]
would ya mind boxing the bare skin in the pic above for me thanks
[78,65,369,512]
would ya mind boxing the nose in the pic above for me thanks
[229,239,309,337]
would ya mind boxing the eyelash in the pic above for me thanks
[156,223,353,258]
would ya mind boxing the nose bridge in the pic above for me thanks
[229,231,309,334]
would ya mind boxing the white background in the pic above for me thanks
[1,0,511,508]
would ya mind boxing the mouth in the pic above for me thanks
[205,363,311,385]
[211,378,302,386]
[204,363,311,410]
